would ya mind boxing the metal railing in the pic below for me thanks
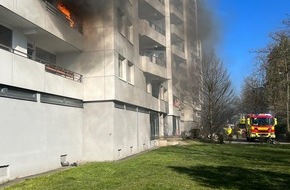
[148,21,165,35]
[145,52,166,67]
[45,64,82,83]
[0,43,83,83]
[44,0,83,34]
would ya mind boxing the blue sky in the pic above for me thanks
[205,0,290,95]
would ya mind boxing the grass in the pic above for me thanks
[2,141,290,190]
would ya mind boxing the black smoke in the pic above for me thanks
[197,0,221,53]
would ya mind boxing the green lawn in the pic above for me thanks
[2,141,290,190]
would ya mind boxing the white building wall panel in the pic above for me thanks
[0,97,83,181]
[0,50,13,85]
[113,108,138,160]
[137,112,150,151]
[14,0,46,29]
[44,73,65,96]
[83,77,105,101]
[0,0,14,10]
[83,102,114,161]
[12,55,45,92]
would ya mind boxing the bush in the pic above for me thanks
[181,128,200,140]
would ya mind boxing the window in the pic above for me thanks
[118,55,125,79]
[27,43,35,60]
[160,87,164,100]
[0,25,12,52]
[127,61,134,84]
[163,88,168,101]
[150,111,159,139]
[152,82,160,99]
[146,81,152,93]
[118,9,126,36]
[35,47,56,65]
[0,84,37,102]
[127,21,133,43]
[40,93,83,108]
[126,104,136,111]
[115,101,125,109]
[138,107,149,114]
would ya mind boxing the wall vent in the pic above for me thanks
[60,154,69,166]
[0,165,9,178]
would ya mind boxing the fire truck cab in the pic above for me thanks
[245,114,277,141]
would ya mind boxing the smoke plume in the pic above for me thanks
[197,0,221,53]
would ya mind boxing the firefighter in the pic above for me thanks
[224,126,233,143]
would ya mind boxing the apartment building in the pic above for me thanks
[0,0,201,183]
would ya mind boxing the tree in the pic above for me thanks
[240,75,268,113]
[264,33,290,133]
[200,51,236,142]
[249,16,290,134]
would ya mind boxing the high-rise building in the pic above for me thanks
[0,0,201,183]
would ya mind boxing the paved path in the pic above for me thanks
[225,138,290,145]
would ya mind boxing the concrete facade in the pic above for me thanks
[0,0,201,183]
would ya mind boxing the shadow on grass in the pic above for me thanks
[169,165,290,190]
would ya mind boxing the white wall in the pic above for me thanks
[113,108,138,159]
[0,96,83,182]
[83,102,114,161]
[83,101,152,161]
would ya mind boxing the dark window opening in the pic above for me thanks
[115,101,125,109]
[40,93,83,108]
[0,84,37,102]
[126,104,136,111]
[152,82,160,99]
[35,46,56,65]
[0,25,12,51]
[150,111,159,139]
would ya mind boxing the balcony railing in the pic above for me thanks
[148,21,165,35]
[44,0,83,34]
[0,43,83,83]
[144,52,166,67]
[45,64,82,83]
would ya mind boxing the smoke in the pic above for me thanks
[197,0,221,53]
[61,0,107,15]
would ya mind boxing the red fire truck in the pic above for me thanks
[245,114,277,141]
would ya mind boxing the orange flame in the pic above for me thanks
[57,2,74,27]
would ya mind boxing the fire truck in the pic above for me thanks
[245,114,277,141]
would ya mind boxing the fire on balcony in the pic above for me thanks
[57,2,74,27]
[44,0,82,33]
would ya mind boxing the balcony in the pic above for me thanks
[140,56,167,80]
[44,1,83,34]
[139,0,165,18]
[0,42,82,81]
[170,4,183,24]
[139,19,166,47]
[172,44,186,61]
[0,48,83,99]
[171,24,184,41]
[0,4,83,53]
